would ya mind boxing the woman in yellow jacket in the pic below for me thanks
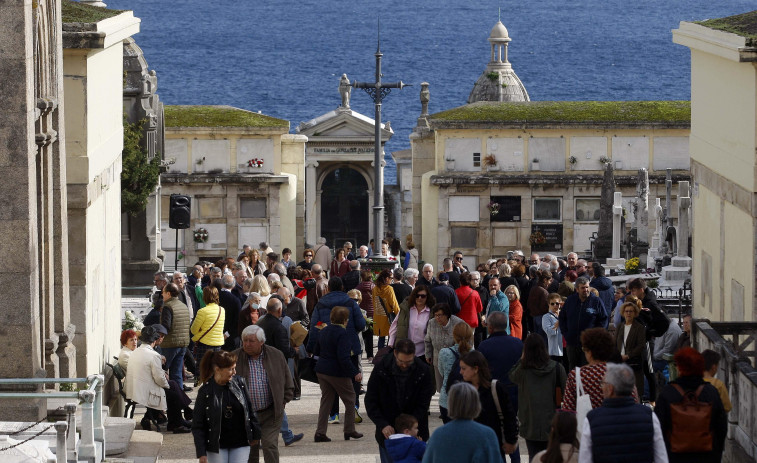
[190,286,226,365]
[372,269,400,350]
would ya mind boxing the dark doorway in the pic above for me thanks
[320,167,369,250]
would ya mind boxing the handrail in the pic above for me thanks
[0,378,88,384]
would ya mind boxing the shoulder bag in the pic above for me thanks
[575,367,592,436]
[491,379,515,452]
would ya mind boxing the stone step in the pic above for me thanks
[113,429,162,463]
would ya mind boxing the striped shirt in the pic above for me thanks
[247,350,272,411]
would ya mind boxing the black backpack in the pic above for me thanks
[445,349,463,394]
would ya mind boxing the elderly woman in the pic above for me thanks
[389,285,436,359]
[329,248,350,278]
[562,328,638,412]
[118,329,138,370]
[124,325,171,431]
[313,306,364,442]
[615,300,648,397]
[249,275,271,308]
[373,269,400,350]
[356,270,375,360]
[238,292,263,338]
[438,322,474,423]
[191,286,226,366]
[504,285,523,339]
[424,303,464,391]
[192,350,260,463]
[422,382,503,463]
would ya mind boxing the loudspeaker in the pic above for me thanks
[169,194,191,229]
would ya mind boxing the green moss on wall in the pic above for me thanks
[696,10,757,42]
[61,0,125,23]
[430,101,690,125]
[164,105,289,128]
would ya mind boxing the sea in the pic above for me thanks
[108,0,754,184]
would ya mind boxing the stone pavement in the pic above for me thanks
[145,356,530,463]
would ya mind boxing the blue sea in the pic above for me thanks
[109,0,754,184]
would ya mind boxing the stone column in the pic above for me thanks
[676,181,691,258]
[637,168,649,243]
[55,420,68,463]
[606,192,625,268]
[305,160,318,246]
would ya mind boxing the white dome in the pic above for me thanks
[489,21,509,39]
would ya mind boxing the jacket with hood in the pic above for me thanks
[385,434,426,463]
[590,276,614,327]
[509,358,567,441]
[306,291,365,355]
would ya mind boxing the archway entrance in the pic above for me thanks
[320,167,369,250]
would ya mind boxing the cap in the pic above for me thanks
[151,324,168,336]
[439,273,450,282]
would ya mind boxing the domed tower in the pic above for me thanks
[467,20,530,103]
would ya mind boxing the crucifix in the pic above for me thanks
[353,28,409,255]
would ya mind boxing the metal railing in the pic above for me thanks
[652,282,691,323]
[0,375,105,463]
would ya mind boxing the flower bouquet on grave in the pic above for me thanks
[122,310,144,332]
[177,249,186,261]
[193,227,209,243]
[487,201,500,216]
[625,257,640,274]
[529,231,546,246]
[247,158,264,168]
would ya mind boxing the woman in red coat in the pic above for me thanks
[329,248,350,278]
[455,272,483,328]
[504,285,523,339]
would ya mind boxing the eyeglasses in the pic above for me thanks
[455,257,463,261]
[417,294,427,299]
[305,254,313,257]
[434,313,446,319]
[549,302,561,306]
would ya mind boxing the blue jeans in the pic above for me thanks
[161,346,186,390]
[206,446,249,463]
[280,411,293,441]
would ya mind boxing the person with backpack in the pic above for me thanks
[437,322,474,423]
[654,347,727,463]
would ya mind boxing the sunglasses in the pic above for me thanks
[549,302,561,306]
[455,257,463,261]
[417,294,427,298]
[305,254,313,257]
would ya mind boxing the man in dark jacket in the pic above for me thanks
[365,339,435,463]
[430,273,461,315]
[582,363,667,462]
[218,275,242,351]
[257,298,295,359]
[559,277,607,370]
[306,277,365,355]
[341,260,362,292]
[589,263,613,328]
[417,263,437,288]
[390,267,412,305]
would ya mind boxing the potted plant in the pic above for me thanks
[487,200,500,216]
[568,155,577,169]
[531,157,540,171]
[625,257,640,274]
[247,158,264,172]
[484,154,499,171]
[599,155,612,166]
[445,157,455,170]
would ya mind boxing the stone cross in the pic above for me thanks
[677,181,691,257]
[612,192,623,259]
[636,168,649,243]
[665,168,673,230]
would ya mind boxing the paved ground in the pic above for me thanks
[142,356,530,463]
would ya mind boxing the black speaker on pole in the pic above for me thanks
[169,194,191,229]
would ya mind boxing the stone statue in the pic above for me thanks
[420,82,430,117]
[339,73,351,109]
[636,168,649,244]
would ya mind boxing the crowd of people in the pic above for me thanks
[120,239,728,463]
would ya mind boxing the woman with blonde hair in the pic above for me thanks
[437,322,474,423]
[615,300,647,397]
[191,286,226,366]
[250,275,271,307]
[504,285,523,339]
[246,249,266,276]
[372,269,400,350]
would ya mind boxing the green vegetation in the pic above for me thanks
[164,105,288,128]
[486,71,499,81]
[697,10,757,43]
[61,0,125,23]
[121,117,161,216]
[431,101,690,125]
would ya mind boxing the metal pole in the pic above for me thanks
[373,47,384,254]
[175,227,179,271]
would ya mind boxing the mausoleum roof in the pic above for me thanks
[430,100,691,128]
[490,21,509,40]
[61,0,125,23]
[696,10,757,42]
[165,105,288,129]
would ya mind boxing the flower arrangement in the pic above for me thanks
[625,257,640,274]
[247,158,264,168]
[599,155,612,165]
[483,154,498,167]
[487,201,500,216]
[193,227,209,243]
[568,155,577,165]
[529,231,546,246]
[177,249,186,261]
[196,156,206,165]
[122,310,144,332]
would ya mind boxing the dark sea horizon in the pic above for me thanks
[108,0,755,184]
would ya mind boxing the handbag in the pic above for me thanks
[491,379,516,453]
[553,363,563,408]
[575,367,592,436]
[298,357,319,383]
[192,307,222,355]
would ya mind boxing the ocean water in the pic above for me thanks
[108,0,754,184]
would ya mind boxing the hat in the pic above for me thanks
[151,324,168,336]
[439,273,450,282]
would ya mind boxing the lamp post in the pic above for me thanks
[353,35,408,255]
